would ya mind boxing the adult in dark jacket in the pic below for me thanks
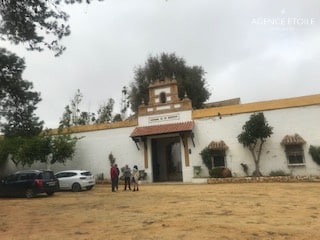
[115,164,120,191]
[123,164,131,191]
[110,164,118,192]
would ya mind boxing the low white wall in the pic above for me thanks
[1,126,145,180]
[189,105,320,180]
[50,126,144,180]
[2,105,320,182]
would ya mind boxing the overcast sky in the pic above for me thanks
[2,0,320,129]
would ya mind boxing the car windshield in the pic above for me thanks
[19,173,37,180]
[81,172,92,176]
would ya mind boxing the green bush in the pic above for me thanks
[209,167,232,178]
[269,170,289,176]
[309,145,320,165]
[200,147,232,178]
[200,147,213,170]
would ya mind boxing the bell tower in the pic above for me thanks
[131,76,194,171]
[138,77,192,120]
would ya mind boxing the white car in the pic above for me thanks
[55,170,95,192]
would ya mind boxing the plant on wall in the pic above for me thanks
[200,146,213,170]
[200,146,232,178]
[240,163,249,176]
[309,145,320,165]
[210,167,232,178]
[108,152,116,166]
[237,112,273,177]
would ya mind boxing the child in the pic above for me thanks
[131,165,139,191]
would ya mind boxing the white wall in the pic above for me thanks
[2,105,319,182]
[189,105,320,180]
[54,126,144,179]
[1,126,145,180]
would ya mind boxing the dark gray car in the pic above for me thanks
[0,170,59,198]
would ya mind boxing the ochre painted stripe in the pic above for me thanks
[49,94,320,134]
[192,94,320,119]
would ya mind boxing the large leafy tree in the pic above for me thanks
[0,131,81,167]
[45,130,81,165]
[237,112,273,177]
[0,1,96,167]
[0,48,42,165]
[129,53,211,113]
[0,48,43,137]
[0,0,104,56]
[0,49,80,167]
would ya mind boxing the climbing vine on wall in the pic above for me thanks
[200,146,213,170]
[309,145,320,165]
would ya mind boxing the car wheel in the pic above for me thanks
[86,186,93,190]
[25,188,35,198]
[46,191,55,196]
[72,183,81,192]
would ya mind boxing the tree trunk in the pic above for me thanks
[253,161,262,177]
[250,147,263,177]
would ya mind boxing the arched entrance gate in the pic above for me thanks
[129,77,194,182]
[130,121,194,182]
[152,136,182,182]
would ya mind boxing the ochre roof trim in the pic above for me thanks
[281,134,306,145]
[130,121,194,138]
[193,94,320,119]
[49,94,320,134]
[49,120,138,135]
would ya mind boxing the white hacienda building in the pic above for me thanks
[2,78,320,182]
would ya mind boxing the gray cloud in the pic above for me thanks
[1,0,320,128]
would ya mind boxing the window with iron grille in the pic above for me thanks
[212,150,226,167]
[285,144,305,165]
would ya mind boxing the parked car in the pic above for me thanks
[0,170,59,198]
[55,170,95,192]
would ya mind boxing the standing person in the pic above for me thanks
[115,164,120,191]
[123,164,131,191]
[110,163,118,192]
[132,165,139,192]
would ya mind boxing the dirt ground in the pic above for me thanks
[1,182,320,240]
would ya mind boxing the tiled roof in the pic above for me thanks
[130,121,194,138]
[281,134,306,145]
[208,140,229,150]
